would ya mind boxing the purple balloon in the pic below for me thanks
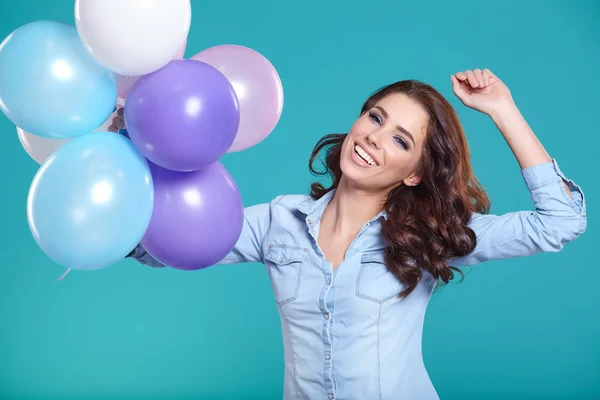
[141,161,243,270]
[124,59,240,172]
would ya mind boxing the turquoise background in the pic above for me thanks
[1,0,598,399]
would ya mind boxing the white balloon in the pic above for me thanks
[75,0,191,76]
[17,128,72,165]
[17,100,126,164]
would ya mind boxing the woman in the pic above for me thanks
[128,68,587,399]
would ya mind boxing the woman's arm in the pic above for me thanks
[490,102,573,197]
[128,200,277,268]
[447,159,585,267]
[446,69,586,267]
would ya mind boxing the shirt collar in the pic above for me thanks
[296,189,336,225]
[296,188,389,225]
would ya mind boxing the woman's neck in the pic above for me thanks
[321,178,387,237]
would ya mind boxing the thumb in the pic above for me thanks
[450,75,468,103]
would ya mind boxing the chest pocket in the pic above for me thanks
[356,251,405,303]
[264,244,307,306]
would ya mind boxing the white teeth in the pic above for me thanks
[354,144,377,166]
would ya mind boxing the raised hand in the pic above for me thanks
[451,68,514,117]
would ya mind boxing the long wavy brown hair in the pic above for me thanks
[309,80,491,298]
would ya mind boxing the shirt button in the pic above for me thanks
[326,279,332,285]
[325,354,331,360]
[325,314,330,320]
[329,394,335,399]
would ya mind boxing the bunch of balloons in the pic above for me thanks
[0,0,284,272]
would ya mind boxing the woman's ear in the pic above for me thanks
[403,173,421,187]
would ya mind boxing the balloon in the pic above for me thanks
[27,132,154,271]
[174,39,187,59]
[75,0,191,76]
[17,128,71,165]
[141,161,243,270]
[0,21,117,138]
[191,45,283,152]
[125,60,240,172]
[17,99,127,164]
[116,39,187,100]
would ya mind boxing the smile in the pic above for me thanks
[353,144,379,167]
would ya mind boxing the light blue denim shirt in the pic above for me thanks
[129,159,586,400]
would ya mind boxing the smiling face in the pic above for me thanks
[339,92,430,193]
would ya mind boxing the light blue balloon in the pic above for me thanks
[0,20,117,138]
[27,132,154,270]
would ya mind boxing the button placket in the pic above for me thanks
[321,264,336,398]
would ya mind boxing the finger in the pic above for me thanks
[450,75,461,92]
[482,69,490,86]
[465,70,479,88]
[482,68,496,79]
[450,74,459,88]
[483,68,498,85]
[455,71,468,81]
[450,75,467,99]
[473,68,485,87]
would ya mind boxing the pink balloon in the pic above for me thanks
[117,39,187,100]
[117,75,140,100]
[174,38,187,59]
[191,44,283,152]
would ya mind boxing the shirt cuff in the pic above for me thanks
[521,158,585,215]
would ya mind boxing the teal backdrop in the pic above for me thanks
[0,0,598,399]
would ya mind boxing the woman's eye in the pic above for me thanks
[394,136,408,150]
[368,111,382,125]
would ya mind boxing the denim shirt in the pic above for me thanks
[129,159,586,400]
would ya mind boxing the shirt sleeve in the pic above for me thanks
[127,199,276,268]
[447,158,586,267]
